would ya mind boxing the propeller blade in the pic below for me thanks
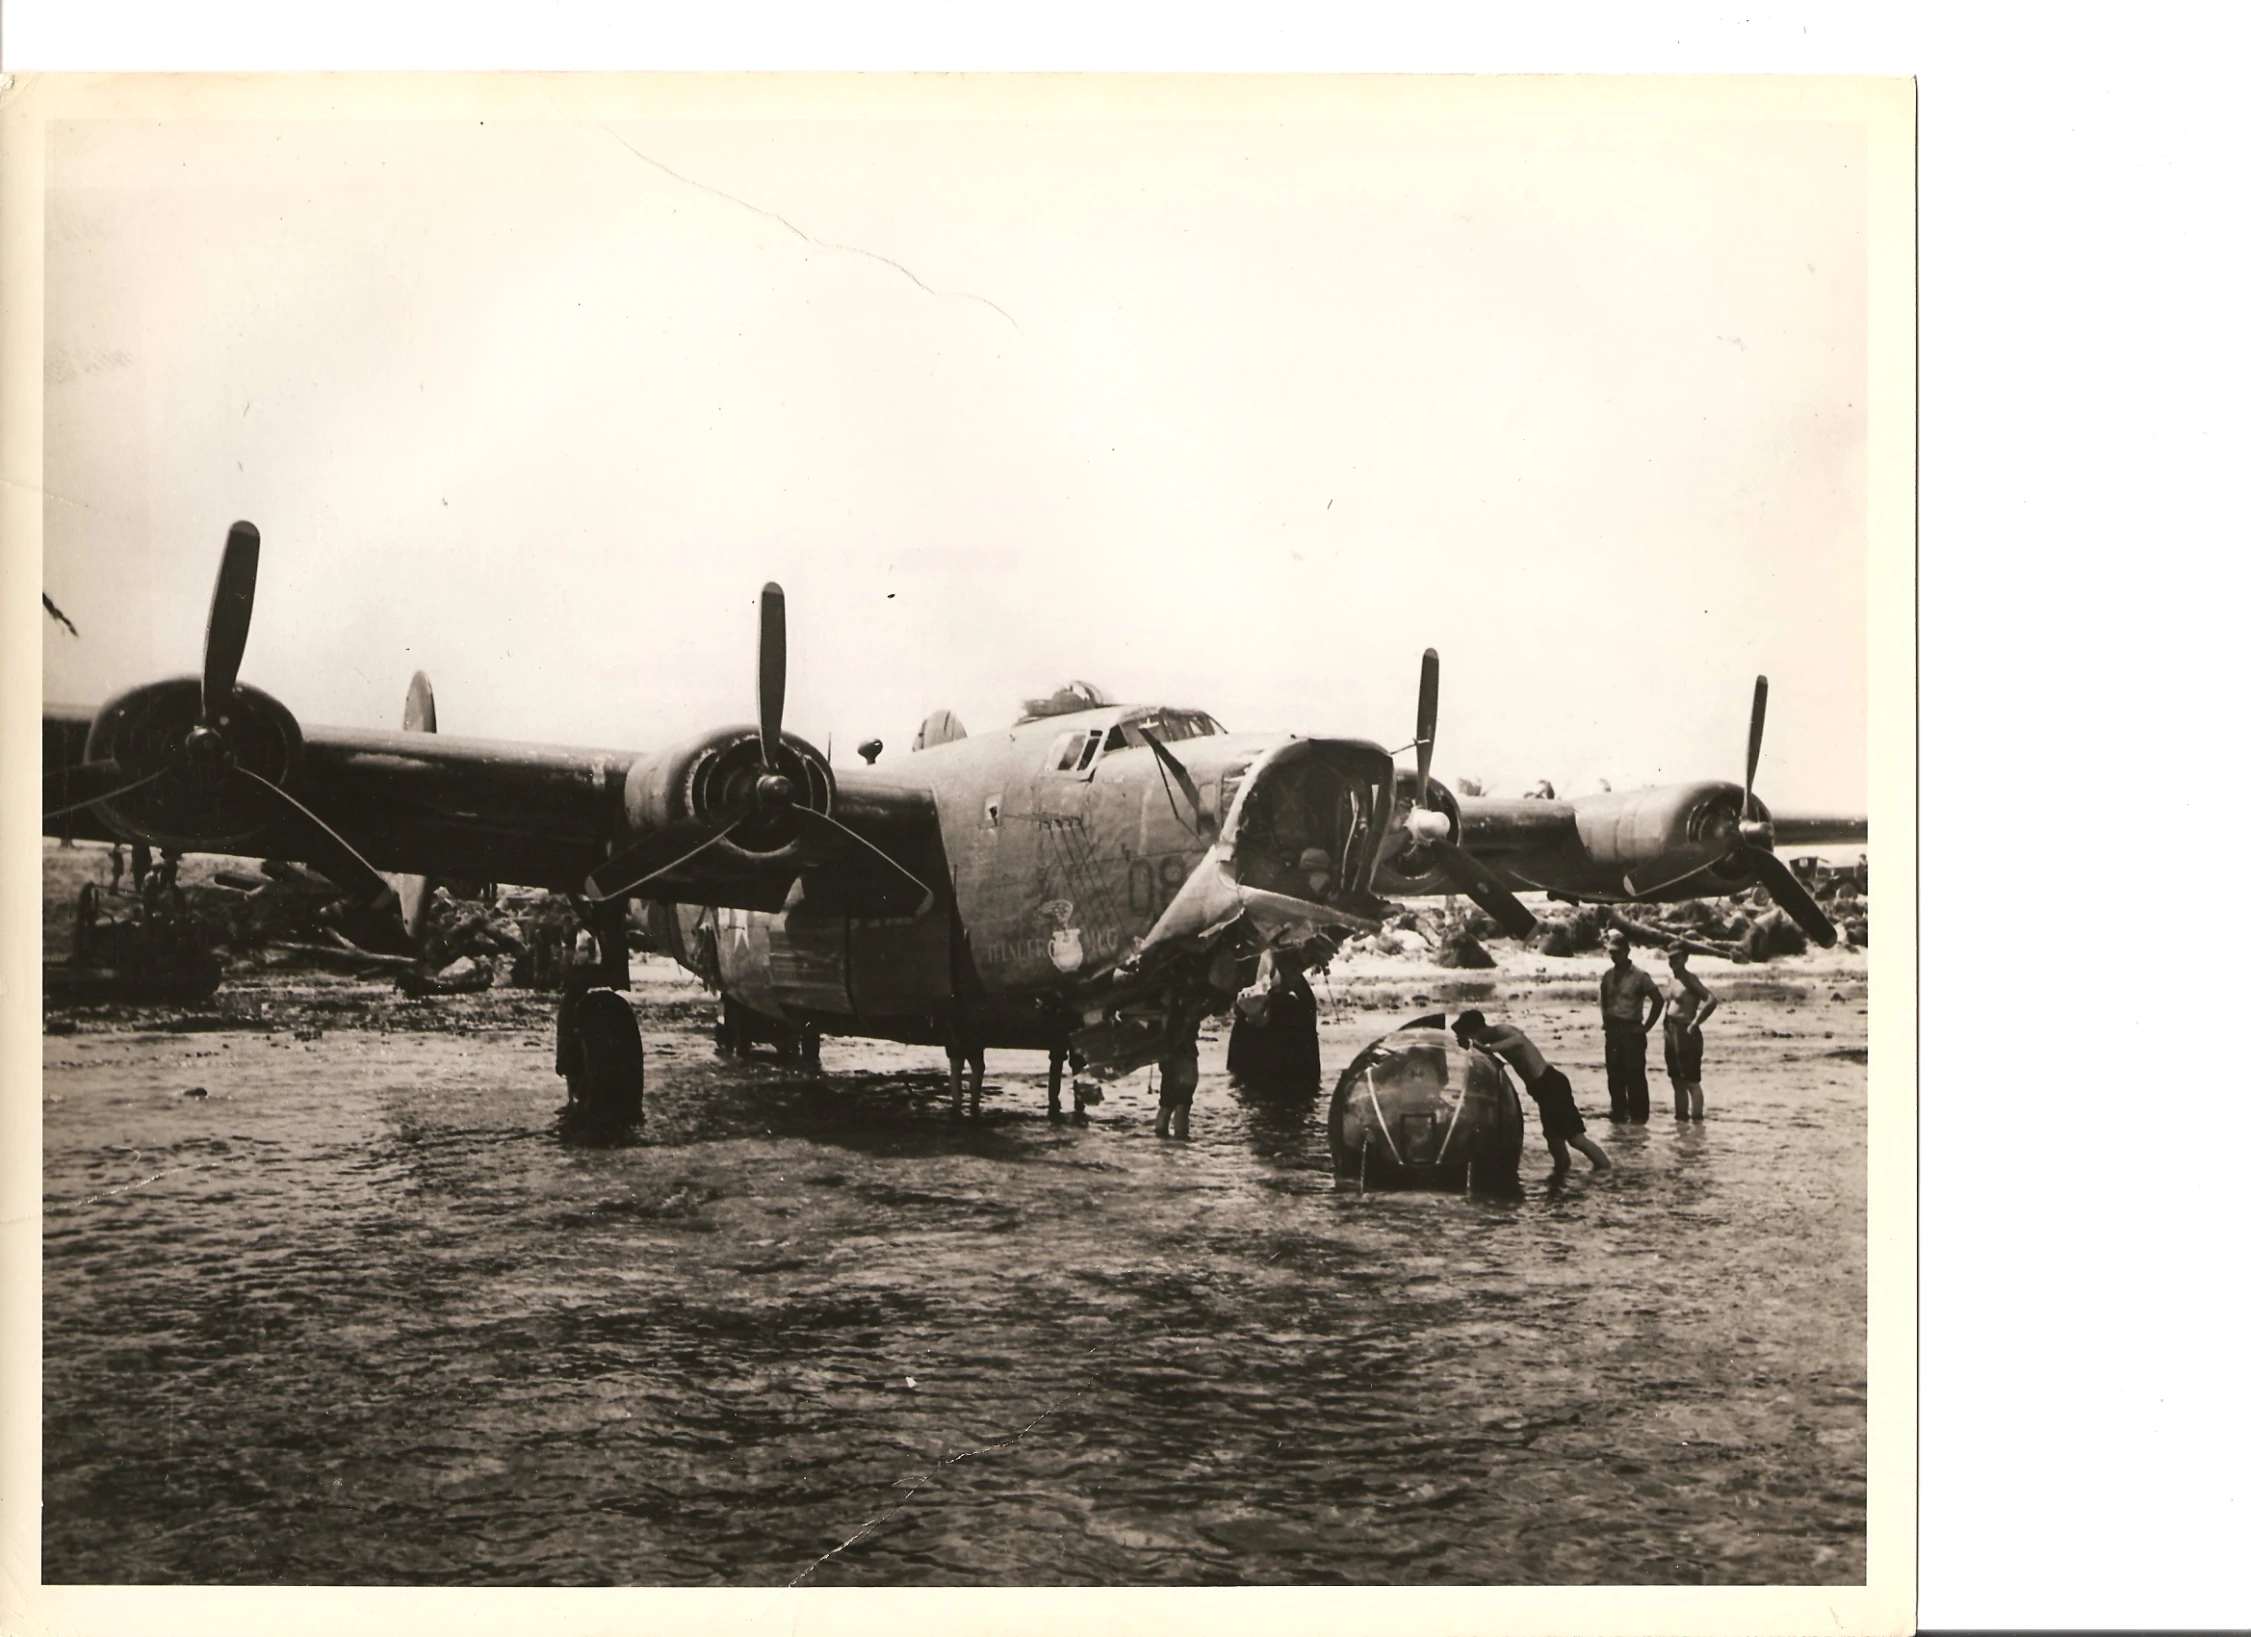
[203,521,262,723]
[1744,847,1837,948]
[584,802,756,904]
[1743,673,1768,812]
[229,767,395,911]
[758,582,786,768]
[795,808,936,915]
[1428,839,1539,939]
[1414,648,1439,809]
[585,804,935,915]
[43,759,172,823]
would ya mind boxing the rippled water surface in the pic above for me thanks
[44,965,1867,1585]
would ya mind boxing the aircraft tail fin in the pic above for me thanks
[392,672,437,941]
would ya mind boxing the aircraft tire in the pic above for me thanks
[566,988,644,1127]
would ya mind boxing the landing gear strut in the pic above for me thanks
[558,897,642,1129]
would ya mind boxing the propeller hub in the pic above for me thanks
[183,724,231,771]
[1738,818,1775,850]
[1405,806,1451,844]
[755,772,796,812]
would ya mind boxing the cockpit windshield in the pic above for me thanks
[1102,707,1224,754]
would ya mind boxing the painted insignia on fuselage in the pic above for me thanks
[1040,897,1084,973]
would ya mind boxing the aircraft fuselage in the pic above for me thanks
[649,706,1398,1060]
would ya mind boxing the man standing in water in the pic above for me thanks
[1597,927,1663,1122]
[1664,944,1721,1121]
[1154,996,1201,1139]
[1454,1010,1611,1179]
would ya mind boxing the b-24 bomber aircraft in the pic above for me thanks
[42,523,1864,1130]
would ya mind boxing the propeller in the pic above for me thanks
[1742,672,1768,817]
[584,582,799,902]
[583,582,933,911]
[41,522,408,948]
[1623,675,1834,947]
[758,582,786,768]
[1395,648,1537,938]
[1729,673,1832,945]
[1414,648,1438,808]
[203,521,260,724]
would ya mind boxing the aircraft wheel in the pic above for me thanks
[565,989,644,1127]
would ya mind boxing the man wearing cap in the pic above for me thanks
[1597,928,1663,1122]
[1454,1009,1611,1179]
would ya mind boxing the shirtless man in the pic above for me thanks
[1453,1010,1611,1179]
[1597,928,1664,1123]
[1663,945,1721,1121]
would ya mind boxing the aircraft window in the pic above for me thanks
[1076,733,1102,771]
[1049,731,1085,772]
[1122,709,1224,748]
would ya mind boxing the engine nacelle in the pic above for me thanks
[81,677,303,851]
[1570,780,1774,893]
[621,726,835,855]
[1370,770,1463,897]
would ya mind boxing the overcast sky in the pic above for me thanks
[42,84,1872,811]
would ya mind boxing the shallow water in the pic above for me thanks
[43,967,1867,1585]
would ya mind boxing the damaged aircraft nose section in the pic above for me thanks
[1132,737,1395,962]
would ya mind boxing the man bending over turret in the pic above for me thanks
[1453,1009,1611,1180]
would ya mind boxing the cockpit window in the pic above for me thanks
[1146,709,1222,743]
[1105,708,1224,753]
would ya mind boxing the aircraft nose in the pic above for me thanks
[1229,738,1394,904]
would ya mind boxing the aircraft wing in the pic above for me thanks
[43,704,942,917]
[1450,793,1867,863]
[1438,788,1866,923]
[46,704,631,889]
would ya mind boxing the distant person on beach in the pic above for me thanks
[1453,1009,1611,1180]
[1663,945,1721,1121]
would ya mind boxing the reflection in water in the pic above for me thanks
[44,992,1868,1586]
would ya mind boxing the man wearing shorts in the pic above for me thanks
[1663,944,1720,1120]
[1454,1010,1611,1179]
[1597,928,1663,1122]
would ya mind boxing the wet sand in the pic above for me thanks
[42,941,1867,1585]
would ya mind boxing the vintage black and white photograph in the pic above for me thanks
[12,72,1914,1631]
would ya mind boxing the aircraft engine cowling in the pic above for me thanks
[81,677,305,852]
[1370,771,1463,897]
[621,726,836,856]
[1571,780,1774,892]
